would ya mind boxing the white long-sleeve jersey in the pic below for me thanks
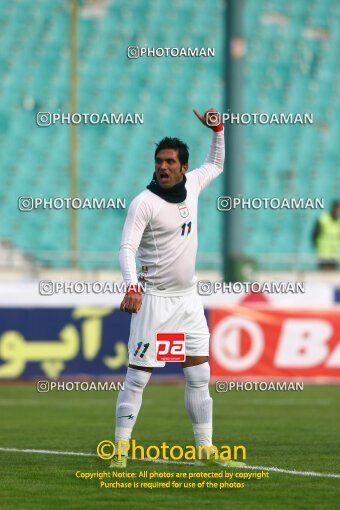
[119,130,225,296]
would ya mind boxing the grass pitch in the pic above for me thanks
[0,383,339,510]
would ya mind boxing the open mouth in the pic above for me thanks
[159,171,170,184]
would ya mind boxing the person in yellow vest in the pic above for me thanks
[312,201,340,270]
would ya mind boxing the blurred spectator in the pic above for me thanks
[80,0,108,19]
[312,201,340,270]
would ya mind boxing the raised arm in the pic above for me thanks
[119,195,151,313]
[191,108,225,192]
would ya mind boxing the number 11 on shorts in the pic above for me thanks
[156,333,186,362]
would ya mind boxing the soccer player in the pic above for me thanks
[112,109,245,468]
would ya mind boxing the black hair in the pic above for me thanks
[154,137,189,166]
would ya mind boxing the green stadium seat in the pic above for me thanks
[0,0,339,270]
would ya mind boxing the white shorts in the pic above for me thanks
[128,292,210,367]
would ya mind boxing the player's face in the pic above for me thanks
[155,149,187,188]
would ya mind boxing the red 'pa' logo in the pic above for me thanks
[156,333,186,362]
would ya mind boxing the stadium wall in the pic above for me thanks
[0,283,339,382]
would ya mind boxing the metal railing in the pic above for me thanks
[0,247,339,272]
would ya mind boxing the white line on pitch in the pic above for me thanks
[0,447,339,479]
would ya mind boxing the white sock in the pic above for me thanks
[183,362,213,457]
[115,367,151,454]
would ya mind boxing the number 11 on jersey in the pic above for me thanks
[181,221,192,237]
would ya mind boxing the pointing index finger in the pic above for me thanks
[193,109,204,122]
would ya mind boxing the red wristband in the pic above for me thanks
[212,123,224,133]
[126,284,142,294]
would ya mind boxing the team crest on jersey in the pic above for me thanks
[178,202,189,218]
